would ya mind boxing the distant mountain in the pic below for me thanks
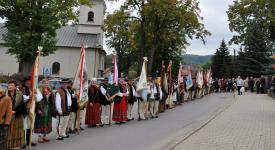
[183,54,212,66]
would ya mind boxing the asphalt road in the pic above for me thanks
[32,93,233,150]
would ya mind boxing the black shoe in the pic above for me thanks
[151,116,155,119]
[80,127,84,131]
[68,129,75,134]
[63,134,70,138]
[21,145,26,149]
[31,142,37,146]
[92,125,97,128]
[131,118,134,120]
[99,124,104,127]
[56,137,64,140]
[156,116,158,118]
[115,122,121,125]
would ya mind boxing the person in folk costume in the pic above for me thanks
[0,87,13,150]
[6,80,26,149]
[126,78,137,121]
[55,78,72,140]
[148,78,162,118]
[98,78,111,126]
[178,77,186,104]
[136,85,148,121]
[159,85,167,113]
[67,80,80,134]
[221,78,227,92]
[34,79,54,143]
[112,80,129,124]
[172,80,178,105]
[202,72,208,96]
[159,65,167,113]
[18,78,36,148]
[85,78,101,128]
[19,78,43,148]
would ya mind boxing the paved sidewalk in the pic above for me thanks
[174,93,275,150]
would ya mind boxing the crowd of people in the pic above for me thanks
[2,74,267,150]
[212,76,267,95]
[0,74,213,150]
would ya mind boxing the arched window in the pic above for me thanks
[52,62,60,75]
[88,11,94,22]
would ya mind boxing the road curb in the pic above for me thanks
[162,93,237,150]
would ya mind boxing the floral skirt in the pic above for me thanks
[113,96,128,122]
[85,102,101,126]
[7,116,25,149]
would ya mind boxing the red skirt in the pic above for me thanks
[85,102,101,126]
[113,96,128,122]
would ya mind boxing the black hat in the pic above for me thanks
[60,78,70,83]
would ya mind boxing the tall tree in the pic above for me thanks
[106,0,210,75]
[227,0,275,44]
[211,40,232,78]
[144,0,210,73]
[0,0,90,75]
[103,10,135,77]
[236,23,273,77]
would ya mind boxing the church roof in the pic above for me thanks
[0,23,101,49]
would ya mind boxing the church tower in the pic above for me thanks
[77,0,106,47]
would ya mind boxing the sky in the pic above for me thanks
[104,0,237,56]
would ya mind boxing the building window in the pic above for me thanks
[88,11,94,22]
[52,62,60,75]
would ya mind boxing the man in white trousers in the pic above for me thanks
[55,79,72,140]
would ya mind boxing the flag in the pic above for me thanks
[186,66,193,90]
[207,69,212,85]
[178,63,183,84]
[29,50,41,123]
[167,60,172,94]
[112,52,118,85]
[161,63,168,93]
[137,57,148,101]
[29,49,42,147]
[196,69,203,89]
[73,44,89,109]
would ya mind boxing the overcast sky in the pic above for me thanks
[104,0,237,56]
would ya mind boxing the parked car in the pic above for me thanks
[0,83,8,90]
[39,78,61,93]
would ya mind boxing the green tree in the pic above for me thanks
[227,0,275,44]
[0,0,90,75]
[236,23,273,77]
[144,0,210,73]
[211,40,232,78]
[106,0,210,75]
[103,10,136,77]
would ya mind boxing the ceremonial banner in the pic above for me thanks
[207,69,212,86]
[29,48,42,147]
[167,60,172,94]
[137,57,148,101]
[73,44,89,109]
[178,63,183,84]
[186,66,193,90]
[196,70,204,89]
[161,63,168,93]
[112,52,118,85]
[106,52,120,101]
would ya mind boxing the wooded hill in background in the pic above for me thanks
[183,54,212,67]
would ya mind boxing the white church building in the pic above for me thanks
[0,0,106,78]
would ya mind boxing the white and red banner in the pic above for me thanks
[73,44,89,107]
